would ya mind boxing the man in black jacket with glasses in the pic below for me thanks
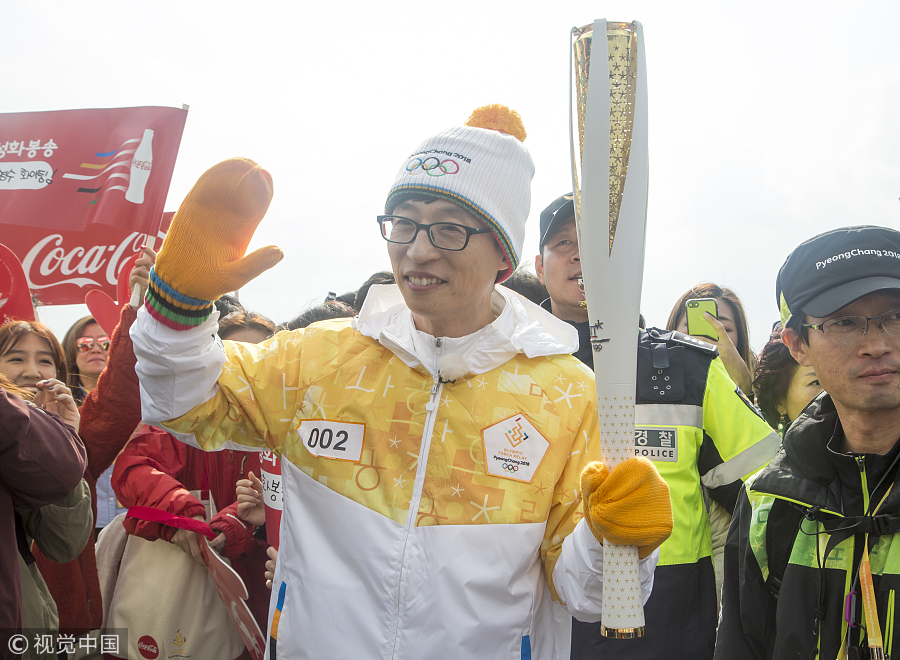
[716,225,900,660]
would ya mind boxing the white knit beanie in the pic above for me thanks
[385,105,534,282]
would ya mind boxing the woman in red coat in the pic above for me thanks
[112,311,276,640]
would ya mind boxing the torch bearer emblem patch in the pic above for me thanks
[482,414,549,483]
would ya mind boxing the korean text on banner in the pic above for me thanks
[0,106,187,305]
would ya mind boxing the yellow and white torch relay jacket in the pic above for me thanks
[131,285,658,660]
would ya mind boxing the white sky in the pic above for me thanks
[6,0,900,351]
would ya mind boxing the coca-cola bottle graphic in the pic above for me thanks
[125,129,153,204]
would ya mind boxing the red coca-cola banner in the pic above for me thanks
[0,106,186,304]
[7,212,174,307]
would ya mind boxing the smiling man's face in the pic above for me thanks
[535,215,585,322]
[387,198,508,338]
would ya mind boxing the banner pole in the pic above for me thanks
[129,104,190,307]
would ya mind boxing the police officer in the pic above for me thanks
[535,193,781,659]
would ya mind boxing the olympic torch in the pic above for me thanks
[570,20,649,637]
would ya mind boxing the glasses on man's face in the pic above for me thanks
[76,337,111,352]
[377,215,493,251]
[802,308,900,346]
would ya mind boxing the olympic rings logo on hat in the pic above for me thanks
[406,156,460,177]
[502,463,519,473]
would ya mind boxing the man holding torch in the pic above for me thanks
[130,105,672,660]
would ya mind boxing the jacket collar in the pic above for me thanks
[353,284,579,377]
[753,393,900,516]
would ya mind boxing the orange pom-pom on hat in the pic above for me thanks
[386,104,534,282]
[465,104,527,142]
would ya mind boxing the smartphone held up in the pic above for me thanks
[685,298,719,342]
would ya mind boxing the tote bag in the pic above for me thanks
[104,505,245,660]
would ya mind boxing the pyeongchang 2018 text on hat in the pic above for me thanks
[816,248,900,269]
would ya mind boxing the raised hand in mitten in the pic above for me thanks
[146,158,283,330]
[581,457,673,559]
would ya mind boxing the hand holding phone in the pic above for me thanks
[685,298,719,342]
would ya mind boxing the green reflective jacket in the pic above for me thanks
[716,393,900,659]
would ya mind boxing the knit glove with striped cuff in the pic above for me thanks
[581,457,673,559]
[146,158,282,330]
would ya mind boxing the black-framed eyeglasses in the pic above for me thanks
[802,308,900,346]
[377,215,493,251]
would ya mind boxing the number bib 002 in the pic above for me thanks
[297,419,365,462]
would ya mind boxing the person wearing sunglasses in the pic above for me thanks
[61,316,110,403]
[717,226,900,660]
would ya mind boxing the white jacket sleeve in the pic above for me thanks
[551,518,658,623]
[130,307,225,424]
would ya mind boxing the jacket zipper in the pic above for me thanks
[391,337,444,659]
[859,456,870,513]
[750,490,842,518]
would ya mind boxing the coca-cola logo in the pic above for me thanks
[137,635,159,659]
[22,231,149,290]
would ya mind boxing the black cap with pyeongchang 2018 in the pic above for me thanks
[776,225,900,326]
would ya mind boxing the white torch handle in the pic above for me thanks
[596,382,644,635]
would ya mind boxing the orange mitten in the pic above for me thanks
[147,158,283,330]
[581,457,673,559]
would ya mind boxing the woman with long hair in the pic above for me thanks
[666,283,759,616]
[0,320,78,428]
[62,313,130,539]
[0,326,91,646]
[666,283,755,396]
